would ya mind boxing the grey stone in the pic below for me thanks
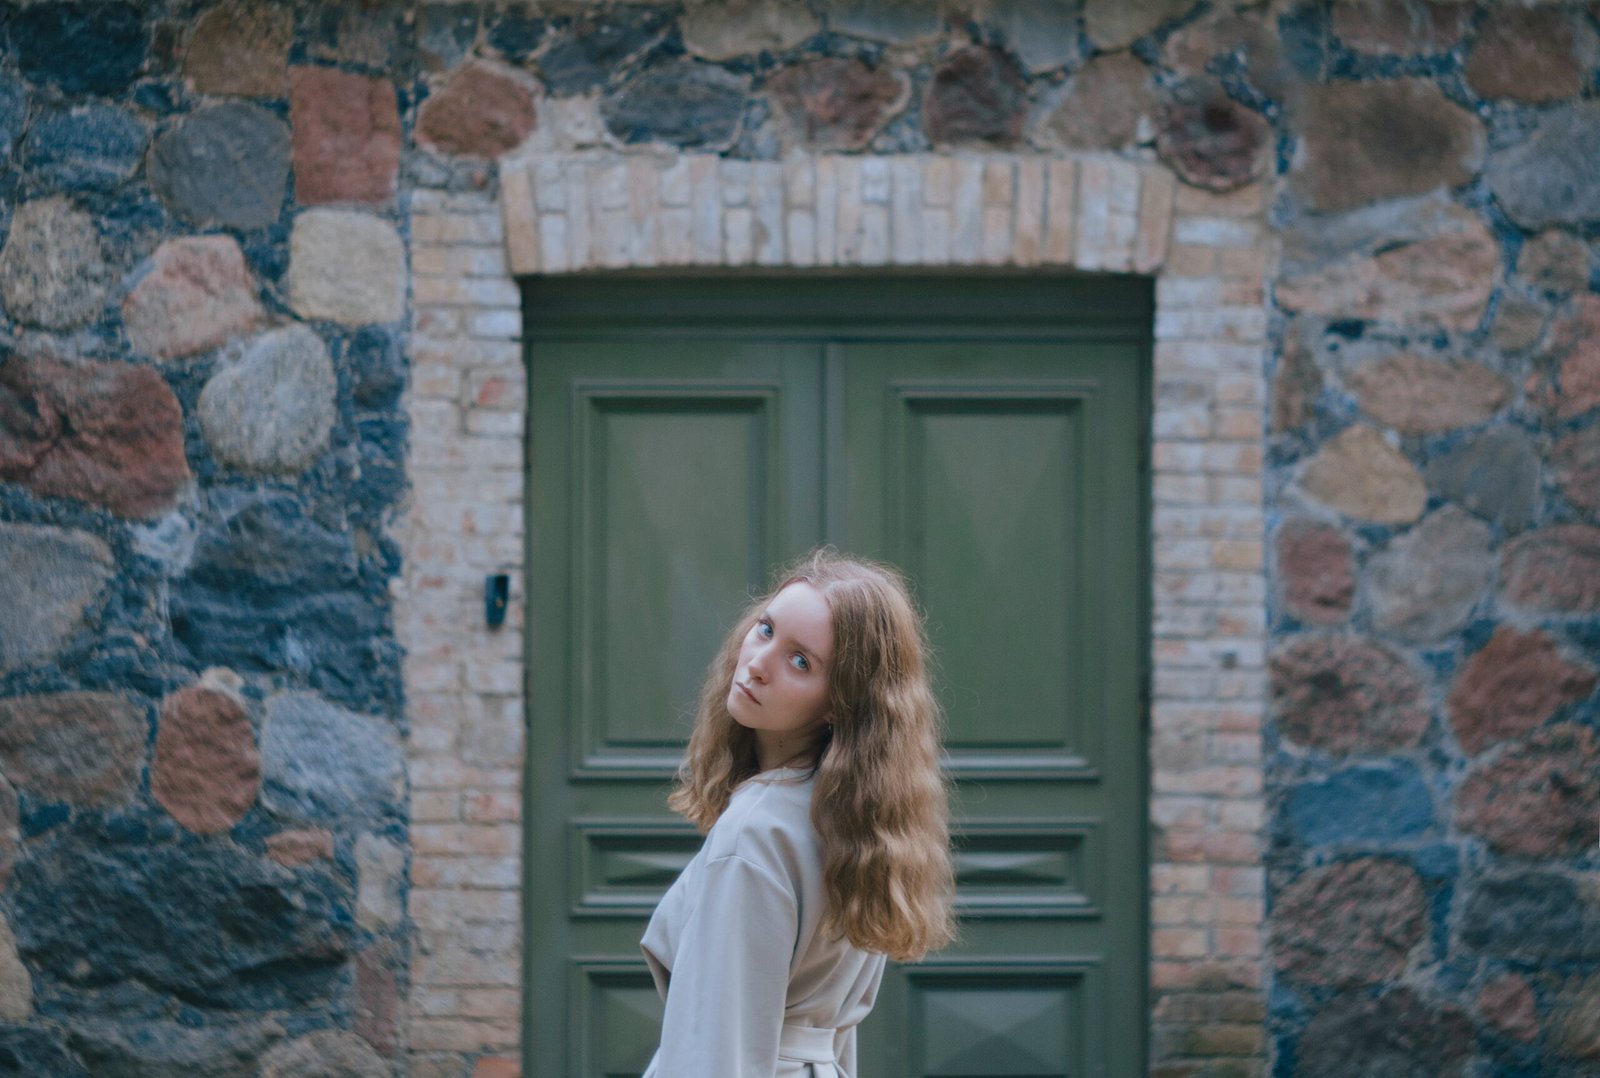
[148,103,290,230]
[261,692,402,826]
[287,210,406,325]
[1487,101,1600,229]
[1461,871,1600,963]
[683,0,819,61]
[0,196,111,330]
[828,0,940,42]
[0,523,114,673]
[990,0,1081,73]
[1426,426,1539,532]
[21,103,148,191]
[65,1018,285,1078]
[1085,0,1194,49]
[0,914,32,1022]
[0,75,29,159]
[602,63,750,151]
[1366,506,1493,643]
[1041,53,1156,151]
[198,325,337,475]
[259,1030,386,1078]
[355,832,404,930]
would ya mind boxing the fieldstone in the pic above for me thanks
[1553,425,1600,513]
[487,9,548,62]
[0,692,145,809]
[1270,634,1429,754]
[766,58,909,152]
[347,325,404,409]
[1041,54,1155,152]
[0,197,111,330]
[1448,626,1597,755]
[198,324,338,475]
[287,209,405,325]
[64,1018,283,1078]
[1285,764,1432,846]
[1086,0,1194,50]
[354,940,400,1058]
[1547,973,1600,1061]
[185,1,294,97]
[1462,871,1599,962]
[21,104,148,191]
[1349,354,1509,435]
[12,817,354,1008]
[418,4,480,72]
[289,67,401,206]
[1491,294,1548,354]
[170,494,395,709]
[0,915,30,1022]
[1294,988,1474,1078]
[261,692,402,826]
[985,0,1082,74]
[1271,859,1425,985]
[0,524,113,673]
[1487,102,1600,229]
[923,47,1028,146]
[1162,11,1293,102]
[1276,205,1497,333]
[416,61,538,159]
[1529,294,1600,421]
[260,1030,386,1078]
[307,4,402,71]
[1500,524,1600,613]
[1330,0,1471,54]
[1276,519,1353,625]
[148,103,291,230]
[356,832,403,930]
[1271,332,1323,433]
[0,354,190,519]
[0,75,26,158]
[829,0,940,42]
[266,827,335,867]
[602,63,749,151]
[1299,425,1427,524]
[1465,8,1582,104]
[1519,230,1590,295]
[0,773,19,890]
[1154,78,1271,192]
[1291,80,1483,213]
[122,235,265,361]
[1456,724,1600,858]
[1366,507,1493,643]
[537,6,673,94]
[683,0,818,60]
[13,2,146,97]
[152,683,260,835]
[1477,973,1537,1042]
[1425,426,1539,533]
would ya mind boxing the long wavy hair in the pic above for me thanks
[667,548,956,962]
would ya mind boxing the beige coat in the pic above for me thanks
[640,767,887,1077]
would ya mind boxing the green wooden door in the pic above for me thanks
[526,278,1150,1077]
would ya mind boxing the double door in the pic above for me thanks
[525,277,1150,1076]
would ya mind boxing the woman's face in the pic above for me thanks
[726,581,833,740]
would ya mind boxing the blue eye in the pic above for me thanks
[756,620,773,638]
[791,654,810,672]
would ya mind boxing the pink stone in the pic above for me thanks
[766,58,909,152]
[1276,520,1354,625]
[122,235,264,361]
[923,47,1027,146]
[355,939,400,1057]
[1155,78,1270,192]
[265,828,334,867]
[152,685,260,834]
[1330,0,1471,54]
[0,356,190,519]
[1465,8,1583,103]
[1456,724,1600,857]
[1552,425,1600,513]
[1270,635,1429,755]
[1478,974,1538,1042]
[1448,627,1596,755]
[184,1,293,97]
[416,61,538,159]
[1500,523,1600,613]
[1348,353,1510,434]
[1530,295,1600,421]
[0,692,145,808]
[290,66,401,205]
[1270,858,1425,986]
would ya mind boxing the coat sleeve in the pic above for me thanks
[652,852,796,1078]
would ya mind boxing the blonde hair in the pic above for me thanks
[668,548,957,962]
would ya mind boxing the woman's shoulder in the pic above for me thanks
[704,772,820,875]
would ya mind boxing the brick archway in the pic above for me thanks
[397,148,1272,1073]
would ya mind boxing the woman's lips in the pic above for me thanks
[736,682,759,705]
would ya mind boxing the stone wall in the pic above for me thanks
[0,2,1597,1078]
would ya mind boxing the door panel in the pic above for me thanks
[526,279,1149,1077]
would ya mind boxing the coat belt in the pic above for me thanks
[778,1023,837,1074]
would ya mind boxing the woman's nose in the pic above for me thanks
[747,645,770,680]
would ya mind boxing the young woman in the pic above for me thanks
[640,548,957,1077]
